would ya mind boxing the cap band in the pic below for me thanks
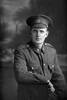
[32,23,48,28]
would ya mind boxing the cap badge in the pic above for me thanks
[37,19,41,23]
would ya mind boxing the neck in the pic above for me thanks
[34,42,43,49]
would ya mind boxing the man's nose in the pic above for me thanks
[36,31,40,36]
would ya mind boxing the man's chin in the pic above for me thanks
[34,41,43,44]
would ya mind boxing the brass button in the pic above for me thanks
[52,65,54,68]
[32,67,34,70]
[43,63,45,66]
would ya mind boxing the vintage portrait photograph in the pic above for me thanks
[0,0,67,100]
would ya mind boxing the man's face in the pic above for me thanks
[31,27,48,45]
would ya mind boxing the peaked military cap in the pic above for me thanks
[26,14,53,28]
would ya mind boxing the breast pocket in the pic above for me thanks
[43,63,53,80]
[27,62,42,74]
[48,64,55,73]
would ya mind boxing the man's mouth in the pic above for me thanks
[36,37,41,40]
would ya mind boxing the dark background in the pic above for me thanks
[0,0,67,100]
[0,0,67,54]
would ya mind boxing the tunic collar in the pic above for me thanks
[28,41,46,54]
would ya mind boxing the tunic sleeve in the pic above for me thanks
[14,47,40,83]
[51,51,67,99]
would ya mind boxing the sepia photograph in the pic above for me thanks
[0,0,67,100]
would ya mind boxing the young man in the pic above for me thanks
[14,15,67,100]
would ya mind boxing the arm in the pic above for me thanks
[51,52,67,99]
[14,47,48,84]
[14,48,40,83]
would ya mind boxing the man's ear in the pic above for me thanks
[45,30,49,38]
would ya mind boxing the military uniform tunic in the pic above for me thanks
[14,41,67,100]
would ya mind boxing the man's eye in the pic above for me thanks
[40,30,44,33]
[32,30,37,33]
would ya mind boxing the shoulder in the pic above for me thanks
[44,43,56,54]
[16,44,29,50]
[45,43,54,48]
[14,44,29,54]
